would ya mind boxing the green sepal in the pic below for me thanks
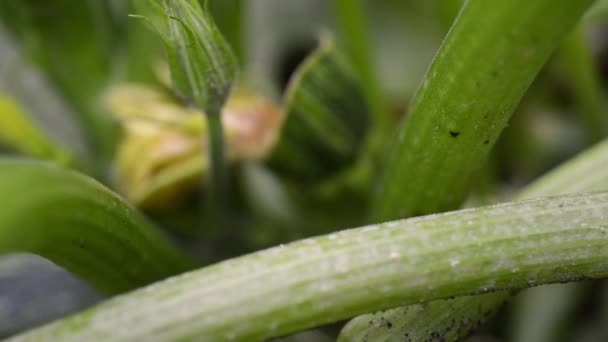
[0,159,196,294]
[132,0,237,114]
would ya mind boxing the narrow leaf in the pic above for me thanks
[0,95,73,166]
[556,24,607,142]
[340,139,608,342]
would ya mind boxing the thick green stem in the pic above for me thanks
[340,139,608,342]
[10,191,608,341]
[372,0,595,221]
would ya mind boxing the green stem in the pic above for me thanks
[0,159,196,295]
[333,0,390,132]
[372,0,595,221]
[341,139,608,342]
[11,191,608,341]
[347,0,597,340]
[206,110,228,217]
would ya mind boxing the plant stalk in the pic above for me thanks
[205,109,228,220]
[371,0,595,221]
[341,139,608,342]
[10,191,608,341]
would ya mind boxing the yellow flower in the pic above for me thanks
[105,84,284,209]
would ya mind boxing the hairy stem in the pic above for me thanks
[372,0,595,221]
[10,192,608,341]
[340,139,608,342]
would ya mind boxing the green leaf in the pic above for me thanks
[0,95,73,166]
[11,191,608,341]
[437,0,465,33]
[269,40,370,180]
[340,138,608,342]
[0,159,195,294]
[0,0,120,168]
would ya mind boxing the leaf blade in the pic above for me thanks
[0,159,195,294]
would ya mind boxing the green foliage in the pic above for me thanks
[0,0,120,166]
[0,159,195,294]
[0,0,607,341]
[270,40,370,180]
[0,95,72,166]
[556,25,607,142]
[133,0,237,114]
[333,0,390,130]
[372,0,595,221]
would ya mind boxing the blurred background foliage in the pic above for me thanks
[0,0,608,341]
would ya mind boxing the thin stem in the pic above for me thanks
[205,110,228,219]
